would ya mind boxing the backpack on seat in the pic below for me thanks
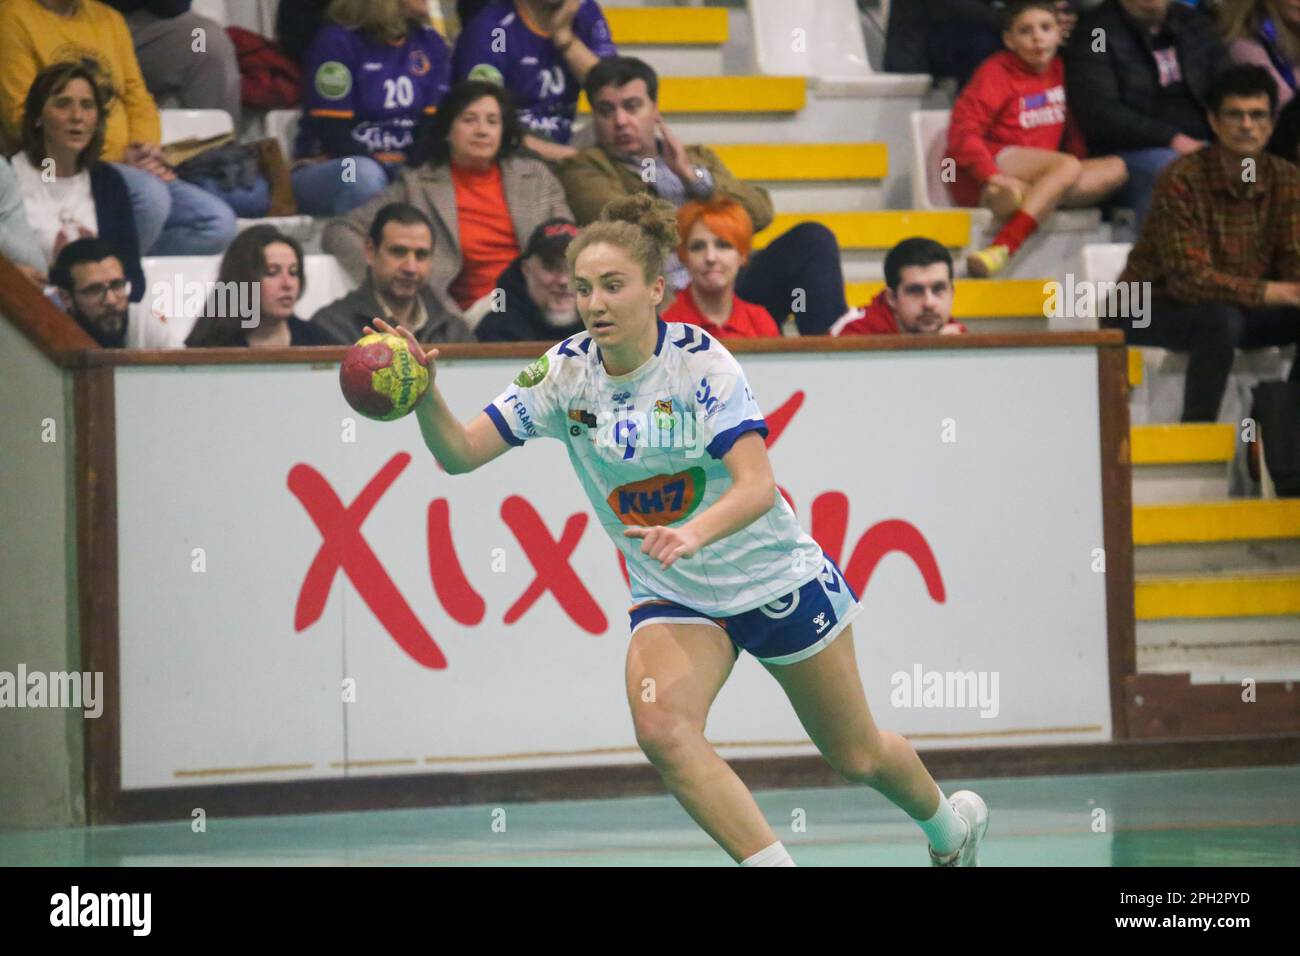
[227,26,302,110]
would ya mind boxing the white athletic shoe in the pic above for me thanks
[927,790,989,867]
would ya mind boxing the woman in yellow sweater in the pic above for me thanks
[0,0,236,254]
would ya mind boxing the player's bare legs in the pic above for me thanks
[626,622,777,861]
[762,624,940,819]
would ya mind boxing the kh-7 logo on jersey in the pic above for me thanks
[607,467,707,526]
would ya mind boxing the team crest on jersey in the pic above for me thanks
[468,63,505,86]
[315,61,352,100]
[567,407,598,437]
[408,49,432,76]
[514,353,550,387]
[608,467,706,527]
[653,398,676,430]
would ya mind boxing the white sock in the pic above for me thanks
[740,841,796,867]
[918,788,969,856]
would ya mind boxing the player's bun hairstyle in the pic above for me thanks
[566,193,678,283]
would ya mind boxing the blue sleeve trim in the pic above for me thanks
[484,403,525,447]
[707,418,769,460]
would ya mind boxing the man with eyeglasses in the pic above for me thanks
[1117,64,1300,422]
[49,237,131,347]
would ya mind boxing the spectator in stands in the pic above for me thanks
[1118,65,1300,421]
[323,79,573,325]
[186,224,327,347]
[832,238,968,336]
[660,198,780,339]
[13,63,146,304]
[0,157,47,287]
[0,0,238,255]
[474,217,585,341]
[311,202,474,344]
[1268,86,1300,155]
[1065,0,1226,223]
[49,237,131,347]
[558,56,860,336]
[884,0,1002,86]
[277,0,334,66]
[453,0,617,163]
[949,1,1128,277]
[104,1,242,125]
[1221,0,1300,108]
[293,0,452,216]
[885,0,1079,86]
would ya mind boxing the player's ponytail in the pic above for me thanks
[567,193,679,283]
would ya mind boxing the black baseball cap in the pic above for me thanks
[523,218,580,266]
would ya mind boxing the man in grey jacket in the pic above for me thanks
[310,202,474,346]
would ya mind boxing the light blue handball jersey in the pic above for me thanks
[484,319,824,616]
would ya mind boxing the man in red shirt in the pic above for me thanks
[832,239,967,337]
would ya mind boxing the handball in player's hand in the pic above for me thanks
[339,331,430,421]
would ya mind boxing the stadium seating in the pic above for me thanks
[136,253,354,345]
[160,108,235,143]
[1078,243,1291,425]
[910,110,1112,280]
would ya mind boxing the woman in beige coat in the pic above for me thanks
[323,79,574,325]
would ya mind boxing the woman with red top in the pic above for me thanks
[661,198,782,339]
[947,0,1127,277]
[322,79,573,325]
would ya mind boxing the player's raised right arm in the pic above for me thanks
[367,318,511,475]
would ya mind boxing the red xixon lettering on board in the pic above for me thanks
[288,392,945,669]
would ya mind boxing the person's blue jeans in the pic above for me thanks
[112,162,238,255]
[1115,147,1180,225]
[291,157,391,216]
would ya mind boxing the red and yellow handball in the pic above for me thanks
[339,332,430,421]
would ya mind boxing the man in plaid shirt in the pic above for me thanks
[1118,64,1300,422]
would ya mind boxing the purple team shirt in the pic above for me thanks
[298,23,453,161]
[453,0,618,145]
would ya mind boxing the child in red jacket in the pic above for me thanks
[946,0,1127,277]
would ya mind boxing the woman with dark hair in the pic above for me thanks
[185,225,325,347]
[323,78,572,325]
[11,61,145,302]
[291,0,453,215]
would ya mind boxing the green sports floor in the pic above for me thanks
[2,766,1297,866]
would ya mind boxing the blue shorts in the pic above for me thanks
[628,555,863,665]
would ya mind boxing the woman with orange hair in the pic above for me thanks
[661,198,782,339]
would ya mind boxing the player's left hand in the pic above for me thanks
[624,525,701,571]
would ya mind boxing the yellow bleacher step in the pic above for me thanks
[1136,570,1300,620]
[1128,348,1143,388]
[1134,499,1300,545]
[844,280,1049,318]
[754,211,971,252]
[1131,424,1236,466]
[605,7,729,45]
[579,76,806,114]
[710,143,888,181]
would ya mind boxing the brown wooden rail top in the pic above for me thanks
[3,253,1124,368]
